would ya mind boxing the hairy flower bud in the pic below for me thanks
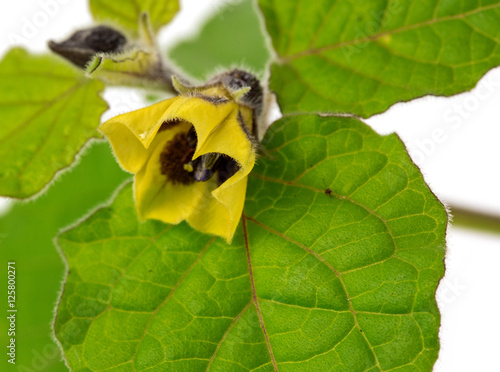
[48,25,127,68]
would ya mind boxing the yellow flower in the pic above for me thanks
[100,74,260,242]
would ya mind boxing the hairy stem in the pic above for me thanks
[449,205,500,236]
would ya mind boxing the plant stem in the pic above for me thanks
[449,205,500,236]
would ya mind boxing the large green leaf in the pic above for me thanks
[0,141,129,372]
[0,48,107,198]
[90,0,179,34]
[168,0,270,80]
[259,0,500,117]
[55,115,446,371]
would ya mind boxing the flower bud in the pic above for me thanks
[48,25,127,68]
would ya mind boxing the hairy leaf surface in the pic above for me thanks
[55,115,446,371]
[0,48,107,198]
[259,0,500,117]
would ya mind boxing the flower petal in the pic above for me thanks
[188,175,248,243]
[99,97,177,173]
[160,96,250,156]
[163,96,255,175]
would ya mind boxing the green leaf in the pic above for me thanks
[259,0,500,117]
[90,0,179,34]
[0,48,108,199]
[55,115,446,371]
[0,141,129,372]
[168,0,270,80]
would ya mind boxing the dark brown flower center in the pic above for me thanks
[159,126,241,186]
[159,132,196,185]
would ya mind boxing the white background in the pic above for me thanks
[1,1,499,370]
